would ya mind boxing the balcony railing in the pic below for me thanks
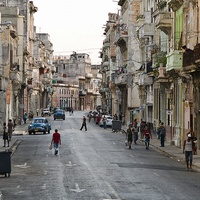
[154,12,172,35]
[138,73,153,85]
[115,74,127,85]
[138,23,154,39]
[166,50,182,71]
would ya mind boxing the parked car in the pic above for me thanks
[99,115,113,127]
[28,117,51,135]
[42,108,51,116]
[54,109,65,120]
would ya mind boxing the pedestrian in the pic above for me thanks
[3,122,9,147]
[96,114,101,125]
[159,122,166,147]
[140,119,146,139]
[126,124,133,149]
[36,109,39,116]
[7,119,14,141]
[80,115,87,131]
[71,107,74,115]
[183,133,196,171]
[132,123,139,144]
[51,129,61,155]
[88,112,92,122]
[23,112,27,124]
[144,125,152,150]
[119,112,123,122]
[103,115,107,129]
[113,114,118,120]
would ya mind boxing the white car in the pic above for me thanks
[42,108,51,116]
[99,115,113,127]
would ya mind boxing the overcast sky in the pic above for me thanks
[33,0,119,64]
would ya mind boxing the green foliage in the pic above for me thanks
[157,1,167,10]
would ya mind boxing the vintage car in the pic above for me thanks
[54,109,65,120]
[28,117,51,135]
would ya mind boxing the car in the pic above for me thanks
[28,117,51,135]
[54,109,65,120]
[99,115,113,127]
[42,108,51,116]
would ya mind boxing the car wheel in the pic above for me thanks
[33,132,35,135]
[63,118,65,120]
[29,131,32,135]
[48,130,50,134]
[43,131,46,134]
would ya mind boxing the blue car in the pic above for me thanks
[54,110,65,120]
[28,117,51,135]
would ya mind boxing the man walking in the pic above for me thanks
[80,115,87,131]
[160,122,166,147]
[51,129,61,155]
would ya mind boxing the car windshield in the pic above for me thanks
[33,119,44,123]
[56,110,63,113]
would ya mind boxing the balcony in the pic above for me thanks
[138,73,153,85]
[166,50,182,72]
[79,89,86,96]
[87,88,93,93]
[85,73,93,78]
[115,74,127,85]
[103,39,110,49]
[138,23,154,39]
[10,71,22,84]
[154,12,172,35]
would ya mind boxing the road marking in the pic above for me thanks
[130,154,134,158]
[113,142,116,145]
[15,162,30,169]
[44,171,48,175]
[153,172,159,177]
[66,161,76,167]
[41,184,46,189]
[70,183,85,193]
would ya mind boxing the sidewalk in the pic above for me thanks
[0,123,29,153]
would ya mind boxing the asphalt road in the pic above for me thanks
[1,111,200,200]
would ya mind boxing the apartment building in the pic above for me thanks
[101,0,200,151]
[52,53,101,111]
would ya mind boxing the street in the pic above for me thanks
[1,111,200,200]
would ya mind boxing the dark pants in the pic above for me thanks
[80,123,87,131]
[160,134,165,147]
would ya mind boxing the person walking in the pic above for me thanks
[144,125,152,150]
[80,115,87,131]
[140,119,146,139]
[183,133,196,171]
[126,124,133,149]
[7,119,14,141]
[132,123,139,144]
[23,112,27,124]
[51,129,61,155]
[159,122,166,147]
[3,122,9,147]
[103,115,107,129]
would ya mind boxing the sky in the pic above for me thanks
[33,0,119,65]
